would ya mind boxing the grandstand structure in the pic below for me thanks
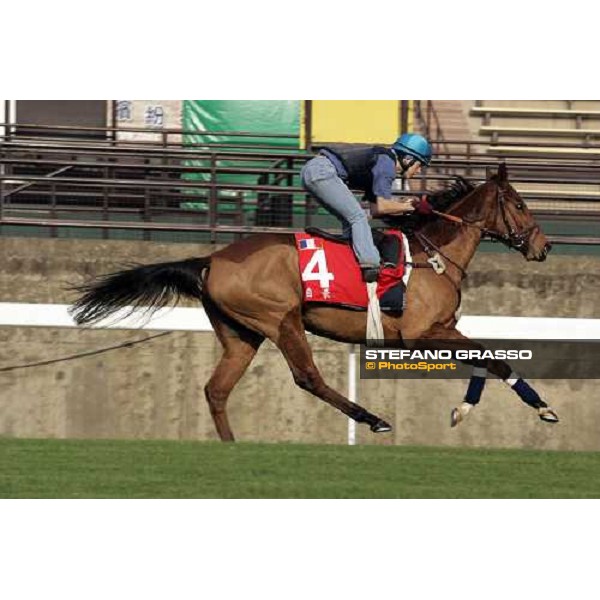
[1,100,599,249]
[423,100,600,219]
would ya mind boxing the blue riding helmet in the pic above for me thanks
[392,133,432,166]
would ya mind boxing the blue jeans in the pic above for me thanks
[301,156,380,267]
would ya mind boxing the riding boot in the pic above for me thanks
[378,234,400,270]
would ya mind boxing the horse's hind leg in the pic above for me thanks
[204,299,264,442]
[275,310,391,433]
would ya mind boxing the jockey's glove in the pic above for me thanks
[414,195,434,216]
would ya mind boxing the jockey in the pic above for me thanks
[301,132,433,282]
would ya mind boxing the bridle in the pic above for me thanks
[410,183,539,285]
[480,186,538,252]
[432,184,537,254]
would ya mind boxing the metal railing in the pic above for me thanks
[1,121,300,152]
[1,126,600,247]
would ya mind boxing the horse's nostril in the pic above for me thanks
[537,244,551,261]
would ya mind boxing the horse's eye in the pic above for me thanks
[515,202,524,210]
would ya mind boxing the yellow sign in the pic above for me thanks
[310,100,401,144]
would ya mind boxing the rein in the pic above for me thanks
[408,185,534,281]
[431,187,536,252]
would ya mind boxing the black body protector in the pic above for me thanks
[322,144,397,201]
[323,144,405,311]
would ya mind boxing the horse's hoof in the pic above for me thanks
[370,419,392,433]
[450,408,462,428]
[450,403,473,428]
[538,407,559,423]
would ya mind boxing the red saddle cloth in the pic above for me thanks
[295,231,405,309]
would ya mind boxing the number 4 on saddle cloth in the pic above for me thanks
[295,229,407,313]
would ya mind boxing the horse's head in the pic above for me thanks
[482,164,551,262]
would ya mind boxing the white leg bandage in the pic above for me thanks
[505,372,520,387]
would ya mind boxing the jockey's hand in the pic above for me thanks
[414,194,434,215]
[393,198,416,214]
[373,196,416,216]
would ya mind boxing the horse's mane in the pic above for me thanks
[428,176,476,212]
[381,176,476,234]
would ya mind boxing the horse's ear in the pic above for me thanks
[497,162,508,182]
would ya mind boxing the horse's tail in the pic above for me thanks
[69,256,211,326]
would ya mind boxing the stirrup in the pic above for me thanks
[361,266,379,283]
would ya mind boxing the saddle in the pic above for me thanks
[305,227,401,268]
[303,227,406,313]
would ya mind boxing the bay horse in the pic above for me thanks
[70,164,558,441]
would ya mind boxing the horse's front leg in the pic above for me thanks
[413,329,489,426]
[450,361,487,427]
[418,326,559,426]
[484,358,559,424]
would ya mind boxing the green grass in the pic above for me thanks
[2,438,600,498]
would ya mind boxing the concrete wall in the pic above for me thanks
[1,236,599,450]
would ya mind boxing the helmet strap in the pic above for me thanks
[398,154,417,173]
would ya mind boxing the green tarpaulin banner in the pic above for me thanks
[181,100,301,212]
[183,100,300,147]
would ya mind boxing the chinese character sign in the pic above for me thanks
[116,101,132,121]
[144,105,164,127]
